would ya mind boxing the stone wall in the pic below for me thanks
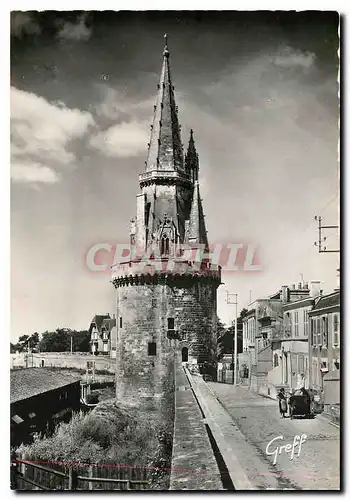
[115,279,218,407]
[11,352,115,373]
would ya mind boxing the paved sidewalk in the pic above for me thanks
[187,371,296,490]
[209,383,340,491]
[169,365,223,490]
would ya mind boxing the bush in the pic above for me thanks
[16,401,160,469]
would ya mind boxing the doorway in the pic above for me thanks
[181,347,188,362]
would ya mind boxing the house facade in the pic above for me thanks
[242,306,256,387]
[309,290,340,409]
[243,281,320,395]
[276,295,316,391]
[89,314,116,356]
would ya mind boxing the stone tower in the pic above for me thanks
[112,36,221,408]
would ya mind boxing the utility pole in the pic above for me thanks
[314,216,339,253]
[70,334,73,354]
[226,291,238,386]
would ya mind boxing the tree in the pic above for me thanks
[217,314,245,360]
[29,332,40,351]
[10,332,41,353]
[38,329,91,353]
[39,330,70,352]
[11,335,30,353]
[216,318,226,341]
[239,308,248,320]
[71,330,90,352]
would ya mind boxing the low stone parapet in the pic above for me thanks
[111,257,221,288]
[11,352,115,373]
[170,361,222,490]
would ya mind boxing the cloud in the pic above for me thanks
[93,86,154,122]
[271,46,316,70]
[88,86,153,158]
[56,14,92,41]
[11,87,94,183]
[11,161,59,184]
[11,11,41,38]
[89,122,148,158]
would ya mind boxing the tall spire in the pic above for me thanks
[188,180,209,251]
[145,35,184,172]
[185,128,199,183]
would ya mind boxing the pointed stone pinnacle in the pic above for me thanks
[163,33,170,57]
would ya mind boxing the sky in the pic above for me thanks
[10,10,340,340]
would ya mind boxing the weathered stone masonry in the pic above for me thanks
[112,36,221,407]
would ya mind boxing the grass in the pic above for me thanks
[16,397,174,490]
[16,358,176,490]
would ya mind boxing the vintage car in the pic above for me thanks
[289,389,312,419]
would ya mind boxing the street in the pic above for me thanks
[207,383,340,490]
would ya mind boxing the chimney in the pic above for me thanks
[281,285,290,304]
[298,282,302,290]
[291,284,296,290]
[309,280,321,298]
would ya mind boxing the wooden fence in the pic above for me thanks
[11,459,150,491]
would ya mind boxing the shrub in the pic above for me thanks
[16,401,160,469]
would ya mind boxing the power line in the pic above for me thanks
[264,191,339,269]
[314,215,339,253]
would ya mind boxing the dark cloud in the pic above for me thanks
[56,13,92,41]
[10,11,93,40]
[11,11,41,38]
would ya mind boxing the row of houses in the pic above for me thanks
[239,280,340,411]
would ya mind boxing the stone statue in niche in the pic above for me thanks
[154,212,179,257]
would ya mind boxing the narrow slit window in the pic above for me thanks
[161,236,170,255]
[120,317,123,328]
[148,342,156,356]
[168,318,175,330]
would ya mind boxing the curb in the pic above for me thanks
[185,369,257,491]
[316,413,340,429]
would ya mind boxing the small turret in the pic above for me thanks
[188,180,209,252]
[185,129,199,183]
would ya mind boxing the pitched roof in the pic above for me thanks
[89,314,111,333]
[101,317,116,331]
[310,291,340,314]
[11,368,80,404]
